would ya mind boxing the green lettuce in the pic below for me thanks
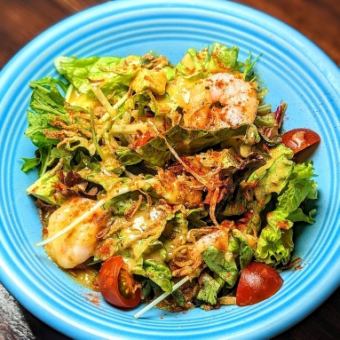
[197,273,224,305]
[186,208,208,228]
[255,226,293,266]
[288,208,316,223]
[77,167,122,192]
[202,247,238,288]
[143,259,173,292]
[255,162,318,265]
[242,53,260,81]
[161,213,188,260]
[21,157,40,173]
[109,191,143,216]
[254,112,276,127]
[228,230,254,269]
[131,68,167,95]
[26,162,63,205]
[245,144,294,206]
[137,124,249,166]
[55,55,141,94]
[26,77,69,148]
[267,162,317,229]
[96,205,174,262]
[115,147,143,166]
[177,43,239,78]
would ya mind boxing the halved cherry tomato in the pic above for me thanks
[236,262,283,306]
[282,128,320,155]
[98,256,141,309]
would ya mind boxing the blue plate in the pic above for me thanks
[0,0,339,338]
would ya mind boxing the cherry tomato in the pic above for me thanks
[282,128,320,154]
[236,262,283,306]
[98,256,141,309]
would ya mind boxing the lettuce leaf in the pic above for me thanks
[255,226,293,266]
[26,77,69,148]
[161,213,188,260]
[131,68,167,95]
[197,273,224,305]
[177,43,239,78]
[109,191,143,216]
[143,259,173,292]
[55,55,141,94]
[202,246,238,288]
[228,231,254,269]
[186,208,208,228]
[242,53,260,81]
[77,167,122,192]
[287,208,316,223]
[267,162,317,229]
[255,162,317,265]
[254,112,276,127]
[137,124,248,166]
[115,147,143,166]
[95,205,174,262]
[21,157,40,173]
[245,144,294,206]
[26,162,63,205]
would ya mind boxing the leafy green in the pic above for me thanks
[255,162,317,265]
[55,55,141,94]
[288,208,316,223]
[254,113,276,127]
[77,168,121,192]
[245,144,294,206]
[229,231,254,269]
[26,162,63,205]
[255,226,293,266]
[26,77,69,148]
[143,240,167,263]
[242,53,260,81]
[23,146,71,175]
[267,162,317,229]
[202,247,238,288]
[172,289,186,307]
[137,124,249,166]
[143,259,173,292]
[109,191,143,216]
[187,208,208,228]
[162,213,188,260]
[97,205,173,262]
[177,43,239,78]
[197,273,224,305]
[21,157,40,173]
[115,147,143,166]
[131,68,167,95]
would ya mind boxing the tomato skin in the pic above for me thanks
[282,128,320,155]
[98,256,141,309]
[236,262,283,306]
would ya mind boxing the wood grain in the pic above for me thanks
[0,0,339,339]
[236,0,340,64]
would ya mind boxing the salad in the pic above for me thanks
[22,43,320,315]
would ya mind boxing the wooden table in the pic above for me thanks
[0,1,339,339]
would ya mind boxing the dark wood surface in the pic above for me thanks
[0,0,339,339]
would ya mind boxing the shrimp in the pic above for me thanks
[182,72,258,130]
[195,228,229,253]
[45,197,108,269]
